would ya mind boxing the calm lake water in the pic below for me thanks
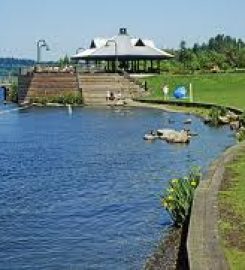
[0,105,235,270]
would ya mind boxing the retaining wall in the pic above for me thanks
[18,72,79,104]
[187,142,245,270]
[135,98,243,114]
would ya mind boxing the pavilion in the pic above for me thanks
[71,28,173,73]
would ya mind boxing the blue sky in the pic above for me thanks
[1,0,244,60]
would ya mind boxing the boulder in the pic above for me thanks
[203,117,211,124]
[218,116,230,124]
[227,111,239,121]
[157,129,190,143]
[230,121,240,131]
[157,129,177,139]
[183,118,192,124]
[165,130,190,144]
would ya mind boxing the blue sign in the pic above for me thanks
[173,86,187,99]
[0,87,4,101]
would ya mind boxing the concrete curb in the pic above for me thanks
[187,142,245,270]
[134,98,243,115]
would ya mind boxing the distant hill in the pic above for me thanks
[0,58,35,77]
[0,57,35,67]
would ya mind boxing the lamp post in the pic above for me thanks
[37,39,50,63]
[106,39,118,72]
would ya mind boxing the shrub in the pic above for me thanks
[161,166,201,227]
[9,82,18,103]
[56,92,83,105]
[29,92,83,105]
[208,107,220,126]
[208,106,227,126]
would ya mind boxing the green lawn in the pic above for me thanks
[219,149,245,270]
[145,73,245,110]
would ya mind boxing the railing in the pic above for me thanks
[19,63,109,76]
[19,64,76,76]
[19,67,35,76]
[119,70,147,91]
[75,63,108,74]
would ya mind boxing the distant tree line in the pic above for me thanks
[0,58,35,77]
[1,34,245,75]
[0,58,35,67]
[162,34,245,73]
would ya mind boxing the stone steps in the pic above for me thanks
[80,87,140,93]
[78,73,144,105]
[18,72,78,104]
[20,83,77,87]
[32,73,76,77]
[18,72,145,105]
[24,90,79,95]
[82,92,132,98]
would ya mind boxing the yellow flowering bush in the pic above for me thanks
[161,166,201,227]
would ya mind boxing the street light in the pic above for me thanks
[105,39,118,72]
[37,39,50,63]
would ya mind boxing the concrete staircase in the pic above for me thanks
[78,73,145,105]
[18,73,79,104]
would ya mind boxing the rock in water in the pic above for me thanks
[184,118,192,124]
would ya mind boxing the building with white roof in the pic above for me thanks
[71,28,173,73]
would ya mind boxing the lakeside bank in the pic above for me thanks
[131,99,244,269]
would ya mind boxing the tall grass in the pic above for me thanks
[161,167,201,227]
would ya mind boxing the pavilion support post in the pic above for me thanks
[85,60,89,72]
[112,61,116,73]
[110,61,113,72]
[157,60,160,73]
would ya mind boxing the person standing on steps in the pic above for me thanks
[106,90,110,102]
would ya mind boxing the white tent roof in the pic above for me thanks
[72,29,173,60]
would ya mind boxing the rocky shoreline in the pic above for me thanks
[132,100,240,270]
